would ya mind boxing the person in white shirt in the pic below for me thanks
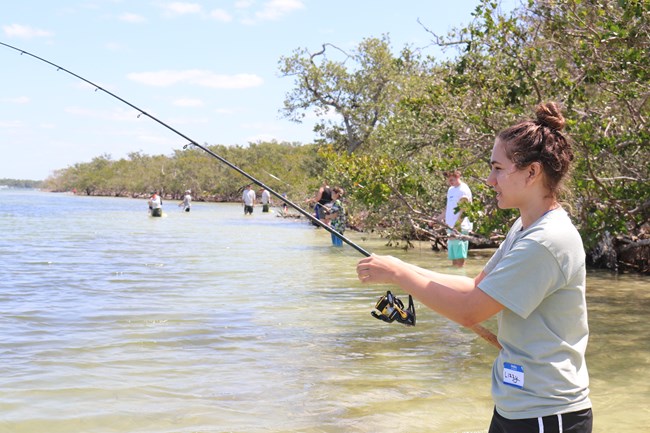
[443,170,473,267]
[179,190,192,212]
[261,188,271,213]
[242,185,256,215]
[148,191,163,217]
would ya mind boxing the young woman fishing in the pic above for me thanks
[357,102,592,432]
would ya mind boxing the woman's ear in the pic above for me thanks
[524,162,544,188]
[528,162,542,179]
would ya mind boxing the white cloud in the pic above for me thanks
[0,120,25,128]
[173,98,204,107]
[246,133,277,143]
[133,132,176,144]
[105,42,122,51]
[127,70,263,89]
[119,13,146,23]
[209,9,233,22]
[166,115,210,126]
[234,0,254,9]
[3,24,53,39]
[241,120,286,143]
[163,2,202,16]
[63,106,148,122]
[255,0,304,21]
[1,96,30,104]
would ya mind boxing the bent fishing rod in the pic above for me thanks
[1,41,501,349]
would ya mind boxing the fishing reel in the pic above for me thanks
[371,290,416,326]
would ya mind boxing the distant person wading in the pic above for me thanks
[313,180,332,222]
[242,185,256,215]
[179,190,192,212]
[148,191,163,217]
[442,170,473,267]
[261,188,271,213]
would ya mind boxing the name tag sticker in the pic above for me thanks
[503,362,524,389]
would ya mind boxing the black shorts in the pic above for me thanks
[244,205,253,215]
[488,407,592,433]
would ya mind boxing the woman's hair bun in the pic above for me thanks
[535,102,565,131]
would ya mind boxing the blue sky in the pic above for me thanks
[1,1,516,180]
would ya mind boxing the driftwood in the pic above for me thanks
[588,232,650,274]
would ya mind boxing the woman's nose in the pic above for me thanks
[486,170,496,186]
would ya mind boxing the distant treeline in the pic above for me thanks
[43,141,325,204]
[0,178,44,188]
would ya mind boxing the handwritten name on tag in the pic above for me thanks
[503,362,524,389]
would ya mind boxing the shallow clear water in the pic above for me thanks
[0,189,648,433]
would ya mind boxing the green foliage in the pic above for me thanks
[43,141,324,204]
[280,0,648,271]
[0,178,43,188]
[279,35,426,153]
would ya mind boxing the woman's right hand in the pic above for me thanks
[356,254,403,285]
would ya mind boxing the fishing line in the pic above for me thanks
[1,41,500,348]
[259,169,293,188]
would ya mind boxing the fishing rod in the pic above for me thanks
[1,41,501,349]
[0,41,364,252]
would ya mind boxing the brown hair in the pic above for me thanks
[444,170,462,178]
[497,102,574,198]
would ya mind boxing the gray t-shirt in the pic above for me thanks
[478,208,591,419]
